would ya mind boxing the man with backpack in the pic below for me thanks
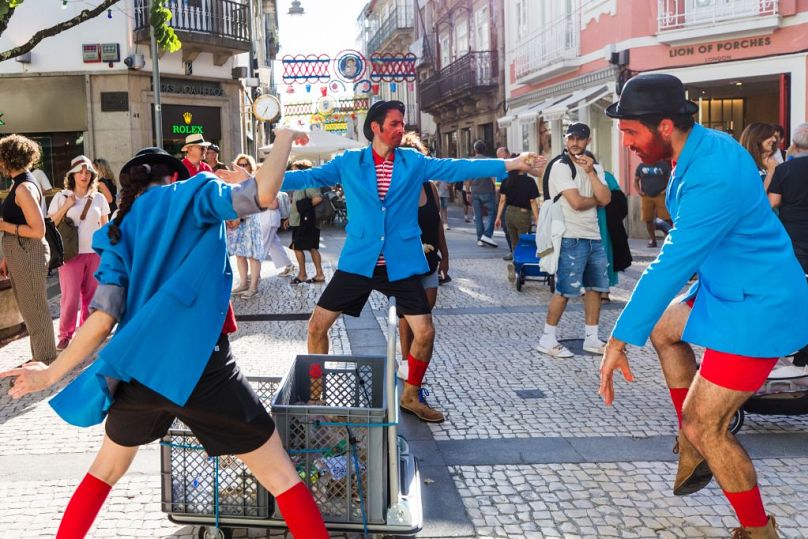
[537,122,612,358]
[635,160,673,247]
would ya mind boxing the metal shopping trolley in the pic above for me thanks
[160,299,422,538]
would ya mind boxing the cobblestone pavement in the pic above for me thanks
[1,220,807,538]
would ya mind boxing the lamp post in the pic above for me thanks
[149,0,163,148]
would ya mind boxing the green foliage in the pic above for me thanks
[151,0,181,53]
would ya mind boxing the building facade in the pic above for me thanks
[501,0,808,236]
[0,0,277,183]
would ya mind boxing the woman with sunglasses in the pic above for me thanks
[226,153,266,298]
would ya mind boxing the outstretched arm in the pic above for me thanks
[424,153,544,183]
[256,129,309,207]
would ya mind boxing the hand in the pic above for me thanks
[0,362,52,399]
[282,219,289,231]
[215,168,250,184]
[527,154,548,170]
[506,152,541,173]
[64,194,77,208]
[764,155,778,173]
[494,218,502,229]
[598,338,635,406]
[0,258,7,279]
[422,243,435,254]
[571,153,595,174]
[438,257,449,277]
[226,219,241,230]
[273,127,310,146]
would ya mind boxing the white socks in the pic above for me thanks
[542,323,557,341]
[585,325,600,341]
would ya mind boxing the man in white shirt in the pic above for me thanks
[537,123,612,357]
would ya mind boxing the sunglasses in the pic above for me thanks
[237,162,250,167]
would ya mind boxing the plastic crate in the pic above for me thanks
[160,377,281,520]
[272,355,388,525]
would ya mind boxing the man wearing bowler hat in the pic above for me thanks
[181,134,214,178]
[280,100,544,423]
[599,73,808,537]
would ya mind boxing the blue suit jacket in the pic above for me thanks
[282,147,506,280]
[49,174,252,427]
[613,124,808,357]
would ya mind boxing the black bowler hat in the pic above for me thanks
[120,147,190,181]
[606,74,698,119]
[363,100,405,141]
[565,122,590,139]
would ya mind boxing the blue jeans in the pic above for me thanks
[471,191,496,240]
[555,238,610,298]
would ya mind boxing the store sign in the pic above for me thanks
[668,36,773,63]
[161,104,221,141]
[171,112,204,135]
[156,78,224,97]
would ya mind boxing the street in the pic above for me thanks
[1,203,807,539]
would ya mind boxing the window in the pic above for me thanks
[515,0,528,41]
[474,4,490,50]
[440,32,451,69]
[454,16,468,59]
[521,123,531,152]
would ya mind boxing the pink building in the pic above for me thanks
[500,0,808,235]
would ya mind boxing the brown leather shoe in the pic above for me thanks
[673,430,713,496]
[400,383,445,423]
[731,516,779,539]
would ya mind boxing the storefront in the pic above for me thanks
[160,104,223,157]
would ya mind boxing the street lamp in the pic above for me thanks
[288,0,304,15]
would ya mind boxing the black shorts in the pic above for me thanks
[290,225,320,251]
[105,335,274,457]
[317,266,430,317]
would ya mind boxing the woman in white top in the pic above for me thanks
[48,155,110,350]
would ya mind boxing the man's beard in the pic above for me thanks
[635,132,673,164]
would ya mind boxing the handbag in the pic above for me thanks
[314,190,336,224]
[57,195,93,263]
[44,217,64,270]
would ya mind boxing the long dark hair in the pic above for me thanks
[108,163,174,244]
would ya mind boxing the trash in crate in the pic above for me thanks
[323,454,364,481]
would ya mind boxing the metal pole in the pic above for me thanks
[247,0,258,158]
[149,0,163,148]
[386,300,400,505]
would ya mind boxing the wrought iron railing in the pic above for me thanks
[658,0,779,32]
[511,13,579,81]
[134,0,250,44]
[420,51,497,111]
[367,1,414,54]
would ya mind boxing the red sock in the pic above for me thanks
[56,474,112,538]
[669,387,688,428]
[275,481,328,539]
[724,485,768,527]
[406,354,429,387]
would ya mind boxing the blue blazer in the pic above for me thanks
[50,174,250,427]
[282,147,506,280]
[613,124,808,357]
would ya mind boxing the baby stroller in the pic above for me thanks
[512,233,553,292]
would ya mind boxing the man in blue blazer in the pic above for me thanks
[282,100,542,422]
[599,74,808,537]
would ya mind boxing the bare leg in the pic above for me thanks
[307,305,341,354]
[399,288,437,360]
[403,313,435,361]
[294,250,307,281]
[646,221,657,245]
[235,256,249,292]
[583,290,602,326]
[237,431,302,496]
[650,301,698,388]
[87,434,140,486]
[310,249,325,280]
[546,294,569,326]
[248,258,261,292]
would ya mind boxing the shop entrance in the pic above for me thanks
[157,104,222,159]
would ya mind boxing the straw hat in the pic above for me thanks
[181,134,212,152]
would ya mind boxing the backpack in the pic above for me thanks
[541,151,577,201]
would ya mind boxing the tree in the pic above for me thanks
[0,0,181,63]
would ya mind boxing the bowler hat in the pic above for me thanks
[120,147,190,182]
[363,100,405,141]
[606,74,698,119]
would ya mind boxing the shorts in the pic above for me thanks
[317,266,431,317]
[421,269,439,289]
[555,238,610,298]
[683,296,778,392]
[290,225,320,251]
[105,335,274,457]
[640,192,670,222]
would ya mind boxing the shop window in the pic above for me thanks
[698,97,744,137]
[0,132,84,191]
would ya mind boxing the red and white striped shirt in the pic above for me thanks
[373,150,394,266]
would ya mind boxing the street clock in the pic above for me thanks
[252,94,281,122]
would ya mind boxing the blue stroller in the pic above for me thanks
[512,233,553,292]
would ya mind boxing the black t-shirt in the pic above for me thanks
[635,160,671,197]
[500,173,539,209]
[769,155,808,243]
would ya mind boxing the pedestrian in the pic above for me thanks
[0,129,329,539]
[465,140,499,247]
[226,154,266,298]
[768,121,808,367]
[396,132,449,394]
[634,159,672,247]
[180,134,213,178]
[92,158,118,217]
[740,122,778,191]
[286,160,326,284]
[436,180,450,229]
[771,124,787,164]
[600,73,808,538]
[537,123,612,358]
[205,143,228,172]
[496,152,539,271]
[256,189,295,277]
[596,161,631,303]
[0,134,57,364]
[280,100,539,422]
[48,155,110,350]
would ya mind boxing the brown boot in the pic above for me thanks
[400,383,445,423]
[673,430,713,496]
[731,516,779,539]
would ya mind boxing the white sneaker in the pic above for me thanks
[480,235,498,247]
[477,240,484,246]
[583,336,606,355]
[537,339,574,358]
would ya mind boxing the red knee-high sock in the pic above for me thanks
[56,473,112,539]
[669,387,688,428]
[275,481,328,539]
[724,485,768,527]
[406,354,429,387]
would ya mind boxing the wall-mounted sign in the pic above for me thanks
[155,78,224,97]
[161,104,221,141]
[100,92,129,112]
[100,43,120,63]
[82,44,101,63]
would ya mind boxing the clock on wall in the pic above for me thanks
[252,94,281,122]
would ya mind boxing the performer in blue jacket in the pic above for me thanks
[599,74,808,538]
[281,100,543,422]
[0,129,329,539]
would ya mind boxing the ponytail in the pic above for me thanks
[108,163,172,244]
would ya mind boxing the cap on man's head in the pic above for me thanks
[605,73,698,119]
[363,100,405,141]
[565,123,591,139]
[181,134,212,152]
[208,144,221,154]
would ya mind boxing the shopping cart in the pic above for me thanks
[512,233,553,292]
[160,299,422,538]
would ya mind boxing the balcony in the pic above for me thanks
[134,0,250,65]
[367,2,415,55]
[420,51,497,113]
[511,15,579,85]
[657,0,780,43]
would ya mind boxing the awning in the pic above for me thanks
[542,84,611,119]
[496,114,515,128]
